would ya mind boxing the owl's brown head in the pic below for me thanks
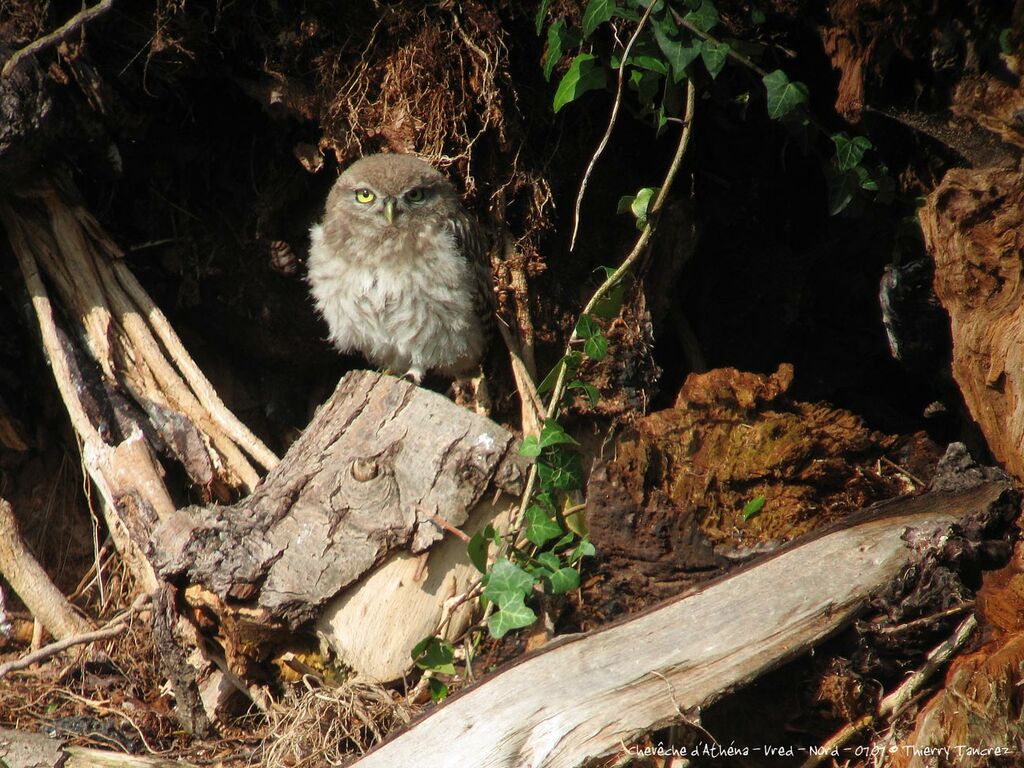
[326,154,459,229]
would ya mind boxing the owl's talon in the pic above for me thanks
[404,367,425,385]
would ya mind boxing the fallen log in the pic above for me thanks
[349,477,1016,768]
[153,370,526,683]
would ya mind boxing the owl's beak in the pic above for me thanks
[382,197,396,225]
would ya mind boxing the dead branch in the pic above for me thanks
[1,0,115,78]
[0,497,91,641]
[0,593,150,680]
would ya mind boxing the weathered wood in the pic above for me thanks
[922,165,1024,484]
[350,480,1014,768]
[153,371,526,679]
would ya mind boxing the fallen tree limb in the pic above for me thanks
[0,593,150,680]
[350,479,1015,768]
[0,496,91,640]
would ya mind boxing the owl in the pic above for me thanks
[307,154,491,383]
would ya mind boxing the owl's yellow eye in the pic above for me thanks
[405,188,425,203]
[354,189,376,204]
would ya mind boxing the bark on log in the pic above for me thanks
[349,479,1016,768]
[153,370,526,680]
[922,165,1024,483]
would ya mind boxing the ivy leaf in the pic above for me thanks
[554,53,608,113]
[411,636,456,675]
[487,594,537,638]
[467,525,494,573]
[428,677,449,702]
[526,505,563,547]
[582,0,617,38]
[832,132,872,172]
[700,39,730,78]
[540,420,579,449]
[535,551,561,573]
[584,331,609,361]
[742,495,766,520]
[543,20,566,81]
[537,357,566,395]
[547,566,581,594]
[652,18,700,82]
[535,0,551,35]
[683,0,719,33]
[591,266,627,319]
[483,558,535,607]
[762,69,808,120]
[569,379,601,406]
[537,448,584,491]
[520,434,541,458]
[569,536,596,564]
[575,313,601,340]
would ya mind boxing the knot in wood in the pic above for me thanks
[350,457,380,482]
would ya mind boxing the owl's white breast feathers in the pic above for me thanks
[307,221,486,377]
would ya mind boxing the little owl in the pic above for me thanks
[307,154,491,383]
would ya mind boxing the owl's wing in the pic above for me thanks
[447,211,495,319]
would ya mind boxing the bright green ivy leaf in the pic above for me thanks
[700,39,730,78]
[483,557,535,607]
[540,420,579,449]
[487,594,537,638]
[584,332,609,361]
[683,0,719,33]
[582,0,617,38]
[535,0,551,35]
[762,69,808,120]
[544,20,566,81]
[520,434,541,458]
[742,495,766,520]
[832,132,872,172]
[575,313,601,339]
[554,54,608,113]
[547,566,581,594]
[526,506,563,547]
[535,551,561,573]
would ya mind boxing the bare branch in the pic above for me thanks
[2,0,116,78]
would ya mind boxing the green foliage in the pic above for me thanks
[553,53,607,112]
[411,636,456,701]
[761,69,808,120]
[741,495,766,520]
[538,0,891,216]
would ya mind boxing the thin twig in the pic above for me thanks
[569,2,659,251]
[879,613,978,716]
[2,0,115,78]
[512,80,697,534]
[671,10,767,77]
[0,593,150,680]
[801,613,979,768]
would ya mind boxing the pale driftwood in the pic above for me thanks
[153,370,526,680]
[317,496,513,681]
[0,497,91,640]
[350,480,1012,768]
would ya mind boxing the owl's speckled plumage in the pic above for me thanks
[307,154,491,382]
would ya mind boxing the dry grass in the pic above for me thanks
[261,680,416,767]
